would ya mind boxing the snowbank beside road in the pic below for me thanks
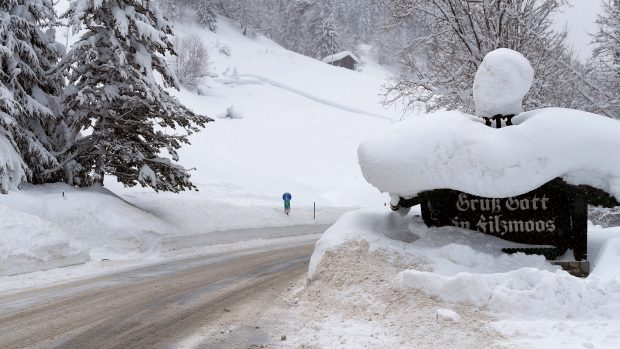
[0,204,88,276]
[307,208,620,348]
[309,209,556,278]
[0,183,346,277]
[359,108,620,201]
[0,184,168,261]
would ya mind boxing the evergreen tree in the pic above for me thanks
[57,0,212,192]
[280,0,315,56]
[314,12,341,59]
[159,0,180,22]
[196,0,217,31]
[589,0,620,118]
[0,0,63,192]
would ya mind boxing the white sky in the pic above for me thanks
[553,0,604,61]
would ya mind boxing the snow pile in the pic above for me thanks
[307,209,620,348]
[360,48,620,203]
[399,265,620,319]
[309,209,556,279]
[437,308,461,322]
[473,49,534,118]
[0,204,88,276]
[0,181,346,278]
[0,184,169,262]
[294,240,502,348]
[358,108,620,201]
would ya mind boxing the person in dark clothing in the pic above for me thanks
[282,192,292,215]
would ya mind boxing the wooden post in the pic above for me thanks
[313,202,316,220]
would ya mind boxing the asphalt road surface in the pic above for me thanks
[0,225,329,349]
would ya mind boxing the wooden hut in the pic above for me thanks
[322,51,359,70]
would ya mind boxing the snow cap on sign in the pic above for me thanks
[473,48,534,118]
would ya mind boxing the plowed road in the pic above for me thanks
[0,225,328,349]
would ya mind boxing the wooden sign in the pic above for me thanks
[417,179,587,260]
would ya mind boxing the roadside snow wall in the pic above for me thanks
[0,204,89,276]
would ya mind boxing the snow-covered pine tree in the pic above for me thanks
[0,0,64,192]
[279,0,315,56]
[159,0,180,22]
[196,0,217,31]
[590,0,620,119]
[173,33,210,88]
[356,0,375,44]
[57,0,212,192]
[314,11,341,60]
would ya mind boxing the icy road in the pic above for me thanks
[0,225,329,349]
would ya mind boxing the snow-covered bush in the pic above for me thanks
[585,0,620,119]
[385,0,583,114]
[173,34,211,89]
[219,106,243,120]
[589,207,620,228]
[218,44,231,57]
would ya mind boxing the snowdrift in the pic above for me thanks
[358,108,620,201]
[0,184,169,274]
[0,204,88,276]
[308,209,620,348]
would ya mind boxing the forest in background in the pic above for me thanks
[1,0,619,195]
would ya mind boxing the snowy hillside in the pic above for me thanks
[159,18,399,207]
[0,15,400,278]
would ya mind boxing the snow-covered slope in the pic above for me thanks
[157,18,399,208]
[1,16,399,277]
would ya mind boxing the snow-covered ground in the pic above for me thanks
[3,10,620,348]
[283,209,620,348]
[282,49,620,348]
[1,16,397,281]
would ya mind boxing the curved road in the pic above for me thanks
[0,225,328,349]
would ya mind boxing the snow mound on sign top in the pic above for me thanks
[473,48,534,118]
[358,108,620,201]
[0,204,89,276]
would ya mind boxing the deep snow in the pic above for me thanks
[473,49,534,118]
[359,108,620,202]
[306,208,620,348]
[303,47,620,348]
[1,15,399,279]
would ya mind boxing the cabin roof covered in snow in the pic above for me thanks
[322,51,359,64]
